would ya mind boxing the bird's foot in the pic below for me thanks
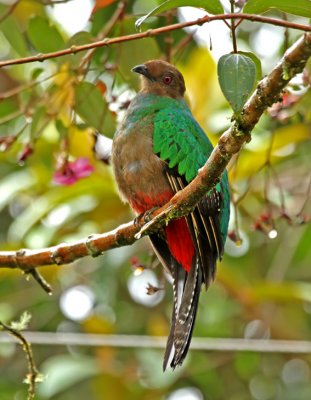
[134,207,158,228]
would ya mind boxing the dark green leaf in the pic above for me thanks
[74,81,115,137]
[118,34,160,88]
[243,0,311,18]
[31,68,44,80]
[136,0,224,29]
[0,98,19,120]
[55,119,68,139]
[217,53,256,113]
[91,2,119,36]
[28,16,65,53]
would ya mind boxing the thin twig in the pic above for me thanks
[78,0,126,74]
[172,32,195,61]
[283,13,290,51]
[0,14,310,68]
[0,322,40,400]
[270,164,286,212]
[26,268,53,294]
[34,0,76,4]
[230,0,238,53]
[0,109,24,124]
[1,331,311,353]
[0,71,61,100]
[298,173,311,216]
[0,0,19,24]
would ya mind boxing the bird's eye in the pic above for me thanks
[163,75,173,85]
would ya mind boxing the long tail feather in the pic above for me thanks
[162,256,203,370]
[171,258,202,368]
[163,264,185,371]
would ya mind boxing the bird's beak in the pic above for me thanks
[131,64,155,81]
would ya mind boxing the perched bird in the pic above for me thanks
[112,60,230,370]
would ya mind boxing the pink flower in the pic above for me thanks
[53,157,94,186]
[268,92,300,122]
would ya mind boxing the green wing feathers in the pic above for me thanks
[153,102,230,245]
[153,105,213,182]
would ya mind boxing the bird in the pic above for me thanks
[112,60,230,370]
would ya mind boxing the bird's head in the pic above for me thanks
[132,60,186,99]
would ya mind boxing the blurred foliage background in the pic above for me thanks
[0,0,310,399]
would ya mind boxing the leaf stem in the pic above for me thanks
[230,0,238,53]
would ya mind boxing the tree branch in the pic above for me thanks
[0,14,310,68]
[0,33,310,271]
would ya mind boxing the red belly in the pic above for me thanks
[131,191,195,272]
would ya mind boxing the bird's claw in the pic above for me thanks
[134,207,158,228]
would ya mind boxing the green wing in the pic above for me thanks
[153,104,230,275]
[153,105,214,182]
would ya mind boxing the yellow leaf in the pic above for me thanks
[47,65,75,115]
[47,85,75,116]
[82,315,115,334]
[179,47,223,141]
[272,123,310,152]
[54,63,72,87]
[69,126,95,160]
[232,123,310,178]
[13,0,44,28]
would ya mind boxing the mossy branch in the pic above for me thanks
[0,33,310,278]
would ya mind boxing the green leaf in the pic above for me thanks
[0,11,27,56]
[243,0,311,18]
[0,98,19,120]
[38,355,99,398]
[55,119,68,139]
[238,51,262,82]
[118,31,160,88]
[217,53,256,113]
[136,0,224,29]
[31,68,44,80]
[0,170,35,212]
[28,16,65,53]
[74,81,115,137]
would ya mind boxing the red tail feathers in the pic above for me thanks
[165,218,195,272]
